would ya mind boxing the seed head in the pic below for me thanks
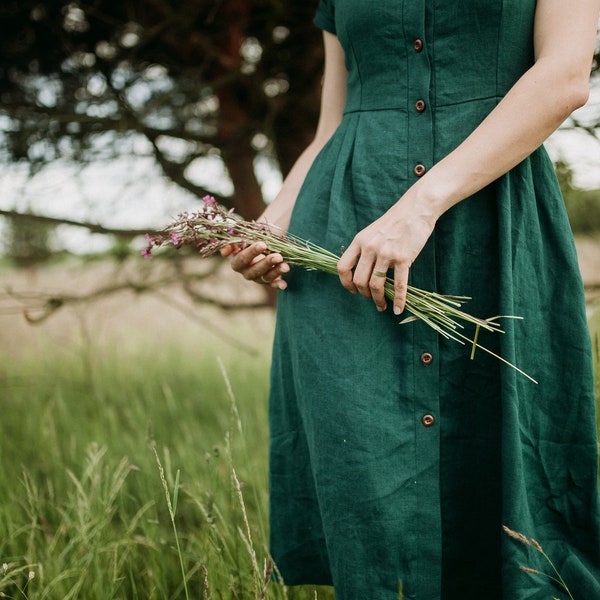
[530,538,544,553]
[503,525,531,546]
[519,566,542,575]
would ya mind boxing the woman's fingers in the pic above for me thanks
[338,240,392,311]
[229,242,267,274]
[369,266,389,312]
[337,243,360,294]
[337,199,437,314]
[393,263,410,315]
[255,255,289,289]
[338,236,414,314]
[219,243,239,258]
[229,242,289,288]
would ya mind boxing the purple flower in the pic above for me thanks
[171,231,183,248]
[141,248,153,258]
[145,233,154,245]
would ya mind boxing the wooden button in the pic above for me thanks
[422,414,435,427]
[414,164,427,177]
[415,99,426,112]
[420,352,433,365]
[414,39,424,52]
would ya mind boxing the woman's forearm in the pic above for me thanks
[411,0,599,220]
[413,58,591,220]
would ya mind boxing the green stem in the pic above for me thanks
[152,445,191,600]
[166,215,536,382]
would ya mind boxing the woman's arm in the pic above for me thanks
[338,0,600,313]
[223,31,347,289]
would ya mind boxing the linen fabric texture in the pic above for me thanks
[268,1,600,598]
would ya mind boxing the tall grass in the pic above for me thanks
[0,325,333,599]
[1,308,599,599]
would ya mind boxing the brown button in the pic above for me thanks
[422,414,435,427]
[420,352,433,365]
[414,164,427,177]
[414,39,423,52]
[415,99,426,112]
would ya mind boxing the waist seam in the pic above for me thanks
[343,93,503,115]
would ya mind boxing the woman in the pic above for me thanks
[223,1,600,598]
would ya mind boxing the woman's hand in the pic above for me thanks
[337,196,437,315]
[221,242,289,290]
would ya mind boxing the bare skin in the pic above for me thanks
[224,0,600,311]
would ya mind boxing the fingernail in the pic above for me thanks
[393,306,402,315]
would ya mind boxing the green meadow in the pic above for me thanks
[1,267,598,599]
[0,283,338,600]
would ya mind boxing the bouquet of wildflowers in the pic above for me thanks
[143,195,535,382]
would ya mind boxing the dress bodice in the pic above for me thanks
[317,0,537,113]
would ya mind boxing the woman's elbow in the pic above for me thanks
[536,56,592,116]
[566,74,591,110]
[553,73,590,120]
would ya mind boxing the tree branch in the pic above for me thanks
[146,134,229,203]
[0,103,218,145]
[0,209,151,238]
[2,268,270,325]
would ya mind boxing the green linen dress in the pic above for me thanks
[268,1,600,598]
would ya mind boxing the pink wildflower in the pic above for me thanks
[171,231,183,248]
[141,247,153,258]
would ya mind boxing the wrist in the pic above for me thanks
[399,179,449,225]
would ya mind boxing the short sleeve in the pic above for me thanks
[313,0,336,34]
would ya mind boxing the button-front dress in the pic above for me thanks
[267,1,600,598]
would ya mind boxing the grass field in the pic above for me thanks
[1,259,598,599]
[0,260,338,599]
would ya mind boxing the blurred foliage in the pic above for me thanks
[4,214,56,267]
[555,160,600,235]
[0,0,323,219]
[0,2,597,270]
